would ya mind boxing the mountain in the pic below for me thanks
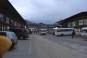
[25,20,34,25]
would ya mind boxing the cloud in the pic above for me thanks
[9,0,87,24]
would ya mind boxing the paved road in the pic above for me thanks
[3,34,87,58]
[3,39,30,58]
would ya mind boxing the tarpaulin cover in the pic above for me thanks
[0,36,12,56]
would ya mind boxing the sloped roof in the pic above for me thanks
[0,0,26,24]
[62,11,87,22]
[57,11,87,23]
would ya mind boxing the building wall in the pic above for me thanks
[61,14,87,32]
[0,12,21,30]
[0,0,26,31]
[61,15,87,29]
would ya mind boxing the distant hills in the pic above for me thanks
[25,20,34,25]
[25,20,54,25]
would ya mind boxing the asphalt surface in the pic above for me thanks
[3,34,87,58]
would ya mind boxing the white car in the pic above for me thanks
[0,31,18,47]
[39,29,47,35]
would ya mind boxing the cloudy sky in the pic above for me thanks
[9,0,87,24]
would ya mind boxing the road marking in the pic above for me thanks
[5,40,32,55]
[29,40,31,54]
[5,53,29,54]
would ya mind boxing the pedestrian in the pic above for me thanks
[0,36,12,58]
[35,30,37,34]
[72,30,76,38]
[34,30,36,34]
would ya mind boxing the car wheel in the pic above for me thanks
[9,42,14,50]
[20,36,24,40]
[61,33,64,36]
[69,34,72,36]
[11,43,14,47]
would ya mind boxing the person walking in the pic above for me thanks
[35,30,37,34]
[34,30,37,34]
[72,30,76,38]
[0,36,12,58]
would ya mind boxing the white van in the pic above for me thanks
[39,29,47,35]
[81,27,87,38]
[54,28,74,36]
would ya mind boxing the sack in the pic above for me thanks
[0,36,12,56]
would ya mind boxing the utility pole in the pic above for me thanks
[60,19,62,28]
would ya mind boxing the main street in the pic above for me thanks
[3,34,87,58]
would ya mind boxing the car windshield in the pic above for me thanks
[41,30,46,32]
[0,32,6,36]
[81,29,87,33]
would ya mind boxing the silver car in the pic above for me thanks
[0,31,18,47]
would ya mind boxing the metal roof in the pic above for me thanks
[62,11,87,22]
[0,0,26,24]
[57,11,87,23]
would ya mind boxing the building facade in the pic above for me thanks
[58,12,87,32]
[0,0,26,31]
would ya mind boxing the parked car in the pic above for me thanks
[52,31,55,35]
[8,28,29,40]
[0,31,18,47]
[39,29,47,35]
[28,29,32,34]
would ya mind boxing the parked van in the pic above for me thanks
[55,28,75,36]
[81,27,87,38]
[8,28,29,40]
[0,31,18,47]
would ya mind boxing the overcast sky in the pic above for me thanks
[9,0,87,24]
